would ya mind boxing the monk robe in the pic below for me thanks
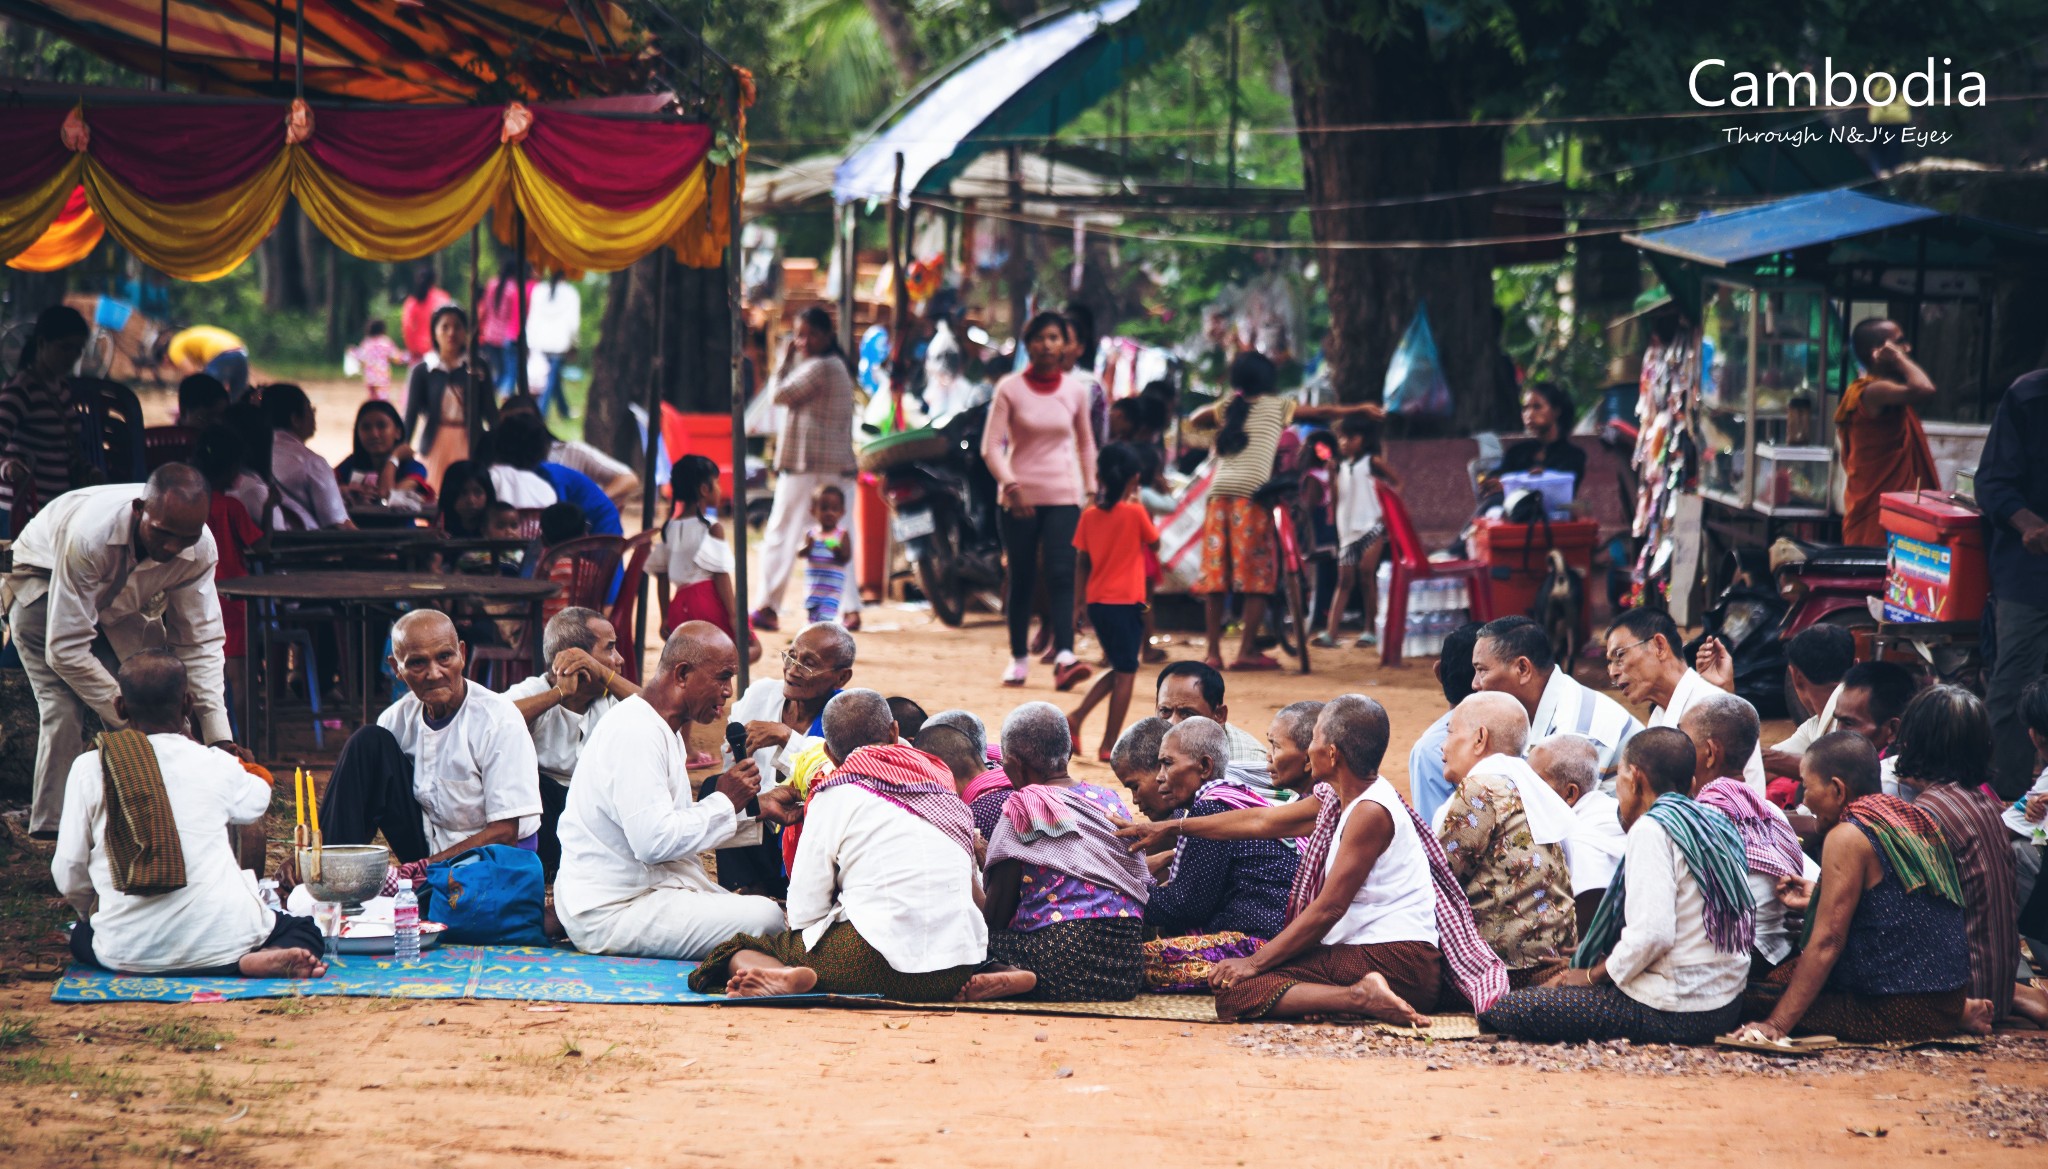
[1836,375,1939,546]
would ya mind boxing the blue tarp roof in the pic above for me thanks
[1623,189,1942,267]
[834,0,1209,205]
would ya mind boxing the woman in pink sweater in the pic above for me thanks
[982,312,1100,690]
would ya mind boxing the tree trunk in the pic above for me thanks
[585,255,733,467]
[861,0,925,88]
[1283,10,1513,433]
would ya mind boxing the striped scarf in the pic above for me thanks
[1696,777,1806,880]
[1845,793,1965,906]
[1574,793,1756,967]
[987,785,1151,904]
[810,744,978,859]
[1286,780,1509,1013]
[96,730,186,895]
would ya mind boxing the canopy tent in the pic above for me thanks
[833,0,1222,206]
[1,94,738,278]
[0,0,655,103]
[754,149,1118,216]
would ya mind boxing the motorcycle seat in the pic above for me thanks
[1794,544,1888,570]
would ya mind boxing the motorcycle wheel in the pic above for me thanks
[915,511,969,628]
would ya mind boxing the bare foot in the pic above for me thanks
[725,965,820,998]
[1344,972,1428,1027]
[1960,997,1995,1036]
[2011,981,2048,1029]
[956,969,1037,1001]
[239,947,328,980]
[1066,712,1084,757]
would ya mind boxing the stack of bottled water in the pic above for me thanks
[1373,565,1471,658]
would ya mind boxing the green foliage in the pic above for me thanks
[1495,261,1610,409]
[141,1021,232,1053]
[0,1016,38,1049]
[0,1055,141,1099]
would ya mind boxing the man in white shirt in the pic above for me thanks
[314,611,542,869]
[54,652,326,978]
[722,621,858,893]
[1480,728,1754,1044]
[1605,607,1764,793]
[4,467,237,837]
[1754,625,1855,778]
[1528,733,1627,927]
[264,385,352,531]
[1472,615,1643,789]
[686,689,1028,1002]
[502,607,639,880]
[554,622,791,961]
[527,274,581,422]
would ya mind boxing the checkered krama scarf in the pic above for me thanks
[1285,780,1509,1013]
[810,743,978,858]
[96,729,187,894]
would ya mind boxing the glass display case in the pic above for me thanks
[1693,280,1832,515]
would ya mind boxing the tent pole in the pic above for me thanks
[159,0,168,90]
[515,210,530,400]
[836,202,855,360]
[273,1,282,83]
[294,0,304,99]
[887,153,905,395]
[1226,17,1239,191]
[727,107,751,690]
[468,224,482,454]
[637,242,668,677]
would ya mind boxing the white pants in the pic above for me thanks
[9,592,117,834]
[755,469,862,618]
[559,887,787,962]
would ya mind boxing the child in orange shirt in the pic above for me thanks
[1067,443,1160,761]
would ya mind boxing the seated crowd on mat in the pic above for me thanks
[42,588,2047,1038]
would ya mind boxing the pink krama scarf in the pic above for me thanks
[812,744,978,858]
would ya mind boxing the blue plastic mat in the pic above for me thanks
[50,945,837,1005]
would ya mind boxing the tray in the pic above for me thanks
[332,921,448,955]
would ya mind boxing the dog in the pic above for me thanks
[1534,548,1584,679]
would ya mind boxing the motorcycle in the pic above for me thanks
[1690,540,1886,719]
[863,402,1006,626]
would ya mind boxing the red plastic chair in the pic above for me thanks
[467,535,625,687]
[142,425,200,471]
[660,405,737,506]
[608,529,657,683]
[1376,482,1493,668]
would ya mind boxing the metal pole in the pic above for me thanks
[637,243,667,677]
[727,113,752,691]
[294,0,304,100]
[515,211,530,400]
[159,0,168,90]
[836,201,856,359]
[1225,18,1239,191]
[273,0,282,83]
[887,153,905,400]
[468,224,482,454]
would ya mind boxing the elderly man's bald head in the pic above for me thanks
[144,462,210,511]
[658,620,734,672]
[1452,691,1531,757]
[392,608,459,655]
[823,688,896,763]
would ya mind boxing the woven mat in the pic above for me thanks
[844,994,1484,1037]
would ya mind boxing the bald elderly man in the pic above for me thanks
[1528,732,1627,929]
[1435,692,1578,987]
[4,466,235,837]
[317,610,542,866]
[555,622,797,961]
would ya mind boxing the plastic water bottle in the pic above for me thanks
[258,879,283,915]
[393,879,420,963]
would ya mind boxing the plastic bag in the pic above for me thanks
[1384,304,1453,419]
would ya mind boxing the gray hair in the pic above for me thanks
[1530,733,1598,795]
[1319,694,1391,779]
[1001,701,1072,776]
[1164,716,1228,778]
[799,621,858,671]
[822,688,896,762]
[914,709,987,782]
[1679,689,1760,770]
[1274,700,1324,752]
[1111,716,1170,779]
[117,648,188,726]
[542,606,607,664]
[143,462,209,511]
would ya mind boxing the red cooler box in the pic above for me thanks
[1879,492,1987,624]
[1471,518,1599,631]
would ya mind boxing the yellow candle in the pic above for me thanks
[294,767,304,827]
[307,769,321,836]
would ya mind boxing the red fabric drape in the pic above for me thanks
[307,107,504,196]
[522,111,714,212]
[0,108,75,200]
[86,104,283,203]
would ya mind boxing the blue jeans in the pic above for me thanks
[536,353,571,418]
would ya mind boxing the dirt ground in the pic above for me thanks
[0,376,2036,1166]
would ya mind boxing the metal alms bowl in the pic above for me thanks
[296,844,391,904]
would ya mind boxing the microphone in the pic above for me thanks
[724,721,760,816]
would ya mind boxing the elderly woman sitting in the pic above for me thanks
[981,702,1152,1001]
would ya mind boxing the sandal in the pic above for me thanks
[1228,655,1283,672]
[1352,633,1378,648]
[750,607,780,633]
[1141,645,1169,664]
[1309,632,1339,649]
[1096,747,1114,764]
[1054,660,1093,691]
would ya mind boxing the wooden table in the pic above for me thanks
[268,531,529,571]
[219,570,560,758]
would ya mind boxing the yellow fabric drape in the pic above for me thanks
[82,152,291,281]
[501,148,710,274]
[0,156,87,263]
[291,144,508,264]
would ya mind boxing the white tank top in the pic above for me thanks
[1321,778,1441,948]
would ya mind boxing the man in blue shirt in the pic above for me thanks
[1407,621,1482,824]
[1972,368,2048,798]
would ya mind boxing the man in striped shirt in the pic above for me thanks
[1472,616,1641,791]
[0,305,92,533]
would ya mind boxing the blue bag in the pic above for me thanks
[422,844,548,946]
[1383,303,1454,419]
